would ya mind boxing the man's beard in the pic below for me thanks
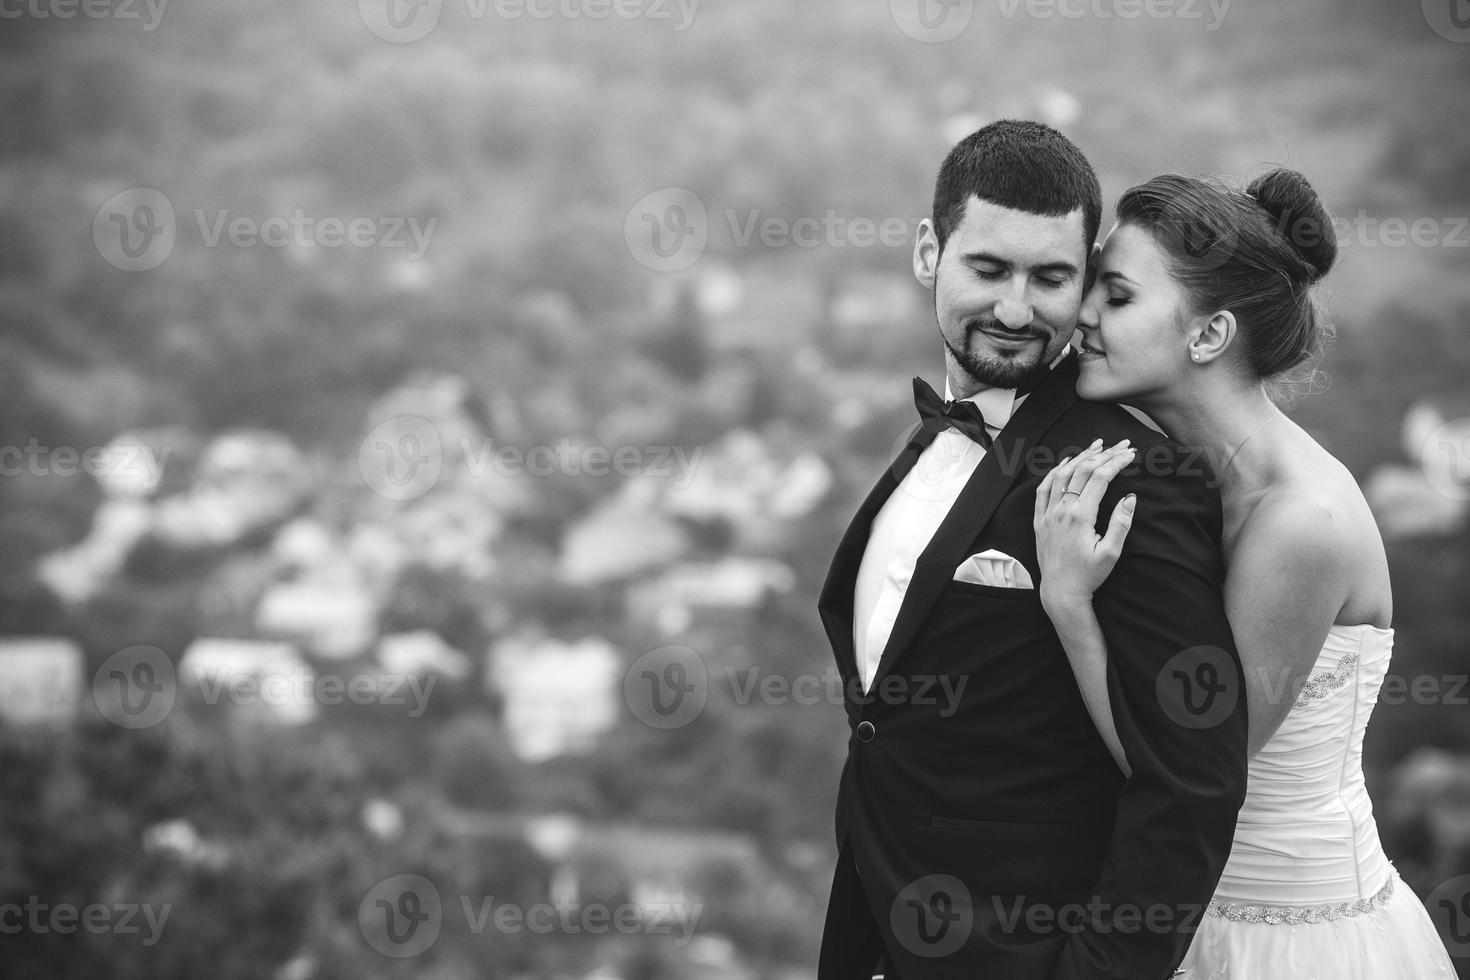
[943,319,1053,390]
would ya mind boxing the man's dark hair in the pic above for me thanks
[932,119,1102,256]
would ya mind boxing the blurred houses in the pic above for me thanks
[376,629,472,681]
[626,558,797,637]
[488,631,621,763]
[0,636,83,726]
[557,490,692,587]
[38,429,310,603]
[179,637,317,726]
[152,431,315,548]
[4,3,1467,976]
[444,810,762,979]
[255,572,378,662]
[1365,397,1470,538]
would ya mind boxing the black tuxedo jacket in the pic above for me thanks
[816,351,1249,980]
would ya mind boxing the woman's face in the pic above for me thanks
[1075,222,1196,406]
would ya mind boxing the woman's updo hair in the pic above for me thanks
[1115,168,1337,384]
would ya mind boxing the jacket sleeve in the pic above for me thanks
[1048,443,1250,980]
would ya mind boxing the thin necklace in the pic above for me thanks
[1218,411,1280,477]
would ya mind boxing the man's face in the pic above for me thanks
[913,198,1090,393]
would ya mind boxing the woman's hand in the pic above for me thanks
[1034,439,1138,611]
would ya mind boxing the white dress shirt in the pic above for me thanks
[851,350,1068,694]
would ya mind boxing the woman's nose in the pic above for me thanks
[1077,285,1102,331]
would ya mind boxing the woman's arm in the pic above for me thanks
[1037,445,1357,762]
[1033,440,1138,775]
[1222,495,1351,757]
[1043,597,1132,776]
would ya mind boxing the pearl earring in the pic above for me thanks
[1192,352,1201,361]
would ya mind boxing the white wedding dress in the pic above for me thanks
[1178,623,1456,978]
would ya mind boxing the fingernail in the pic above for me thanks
[1124,493,1136,507]
[1090,438,1103,449]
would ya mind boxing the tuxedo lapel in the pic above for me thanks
[817,419,924,682]
[866,352,1080,689]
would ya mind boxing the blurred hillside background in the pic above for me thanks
[1,0,1469,976]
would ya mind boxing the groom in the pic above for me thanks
[816,121,1250,980]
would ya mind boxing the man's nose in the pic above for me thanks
[993,294,1034,330]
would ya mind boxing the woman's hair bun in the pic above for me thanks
[1246,168,1336,283]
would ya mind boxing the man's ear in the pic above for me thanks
[1083,241,1101,293]
[913,219,940,290]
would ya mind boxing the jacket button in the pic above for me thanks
[856,720,876,742]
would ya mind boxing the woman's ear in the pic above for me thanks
[1187,310,1237,365]
[913,219,940,290]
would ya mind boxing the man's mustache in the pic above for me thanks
[964,318,1047,340]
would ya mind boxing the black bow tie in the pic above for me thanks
[912,377,993,448]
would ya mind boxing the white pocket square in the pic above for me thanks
[953,549,1035,589]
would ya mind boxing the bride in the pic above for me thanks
[1033,168,1456,978]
